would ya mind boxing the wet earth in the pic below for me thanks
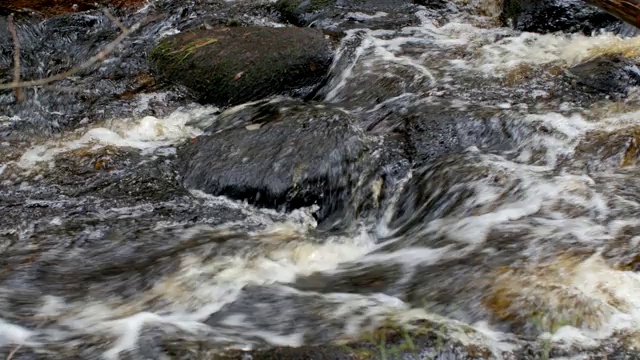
[3,0,640,359]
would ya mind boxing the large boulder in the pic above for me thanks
[177,99,375,222]
[150,26,333,107]
[501,0,620,34]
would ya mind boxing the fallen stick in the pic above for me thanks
[6,14,24,102]
[583,0,640,29]
[0,10,151,91]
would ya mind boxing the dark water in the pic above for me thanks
[2,0,640,359]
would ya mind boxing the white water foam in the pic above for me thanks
[16,104,218,169]
[0,217,378,358]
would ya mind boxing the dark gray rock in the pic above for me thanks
[501,0,620,35]
[275,0,421,30]
[0,0,286,138]
[292,262,406,295]
[566,54,640,97]
[385,152,510,236]
[392,105,528,166]
[413,0,448,8]
[177,99,373,222]
[150,26,333,107]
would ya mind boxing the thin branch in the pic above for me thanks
[102,8,127,32]
[0,10,150,91]
[6,14,24,102]
[6,318,47,360]
[5,342,21,360]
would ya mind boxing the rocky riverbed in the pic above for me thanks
[3,0,640,359]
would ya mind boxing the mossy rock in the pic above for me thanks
[181,319,493,360]
[150,26,333,107]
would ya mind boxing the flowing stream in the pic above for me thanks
[3,0,640,359]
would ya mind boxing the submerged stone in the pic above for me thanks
[150,26,333,107]
[501,0,620,35]
[567,54,640,98]
[177,99,373,222]
[49,146,185,202]
[483,253,618,335]
[569,125,640,172]
[275,0,420,30]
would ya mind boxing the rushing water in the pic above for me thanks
[3,0,640,359]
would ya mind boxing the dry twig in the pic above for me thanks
[5,342,21,360]
[102,8,127,32]
[0,10,151,91]
[6,14,24,103]
[5,317,47,360]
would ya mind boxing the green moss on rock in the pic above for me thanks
[150,26,333,107]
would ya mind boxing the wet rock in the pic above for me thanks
[323,57,435,109]
[501,0,620,35]
[0,1,284,138]
[275,0,420,30]
[401,106,526,165]
[482,253,619,336]
[0,9,193,138]
[567,54,640,98]
[413,0,448,8]
[196,318,493,360]
[49,146,186,202]
[149,0,283,31]
[177,99,372,222]
[292,262,406,295]
[150,26,333,107]
[569,125,640,172]
[0,0,147,18]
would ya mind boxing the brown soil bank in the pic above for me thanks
[0,0,146,17]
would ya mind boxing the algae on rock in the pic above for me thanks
[150,26,333,107]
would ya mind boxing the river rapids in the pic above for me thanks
[2,0,640,359]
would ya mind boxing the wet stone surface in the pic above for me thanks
[567,54,640,98]
[501,0,621,35]
[177,99,379,224]
[4,0,640,359]
[275,0,424,30]
[0,0,284,138]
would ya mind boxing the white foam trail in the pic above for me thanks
[346,11,388,21]
[16,104,218,169]
[28,222,377,358]
[325,30,375,102]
